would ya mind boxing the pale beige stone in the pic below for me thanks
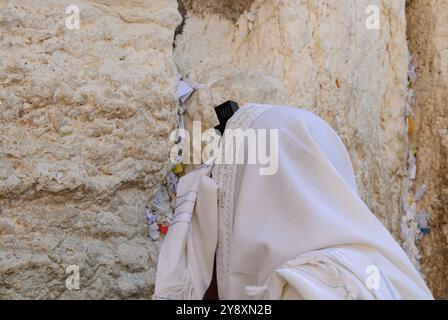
[0,0,181,299]
[175,0,409,237]
[1,0,445,299]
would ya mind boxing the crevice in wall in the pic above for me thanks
[177,0,255,22]
[174,0,187,41]
[400,53,423,269]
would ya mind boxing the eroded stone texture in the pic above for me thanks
[406,0,448,299]
[178,0,255,22]
[0,0,181,298]
[175,0,409,238]
[1,0,442,300]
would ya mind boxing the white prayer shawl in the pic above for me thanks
[153,165,218,299]
[154,103,433,300]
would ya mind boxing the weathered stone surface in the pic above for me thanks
[1,0,445,299]
[0,0,180,299]
[406,0,448,299]
[175,0,409,238]
[178,0,255,22]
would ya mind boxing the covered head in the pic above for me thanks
[154,103,433,300]
[212,103,432,299]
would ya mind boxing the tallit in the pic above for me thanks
[154,104,433,300]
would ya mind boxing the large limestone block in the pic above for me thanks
[175,0,409,236]
[0,0,181,298]
[407,0,448,299]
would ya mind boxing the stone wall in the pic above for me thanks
[406,0,448,299]
[0,0,445,299]
[0,0,180,299]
